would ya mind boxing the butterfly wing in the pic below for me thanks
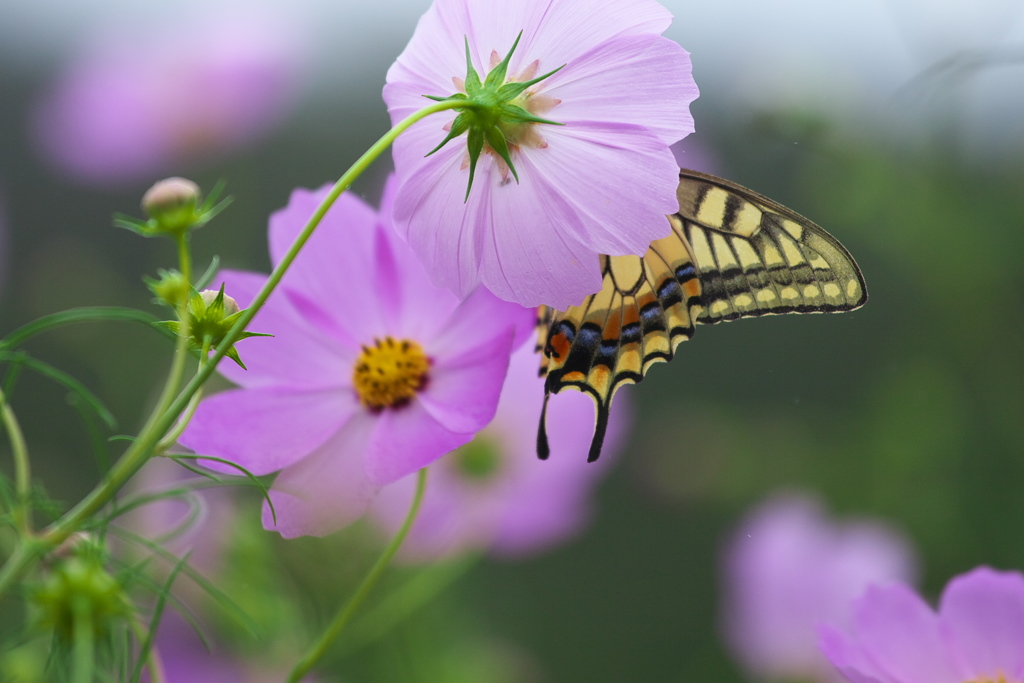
[537,168,867,462]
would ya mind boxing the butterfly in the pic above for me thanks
[535,168,868,462]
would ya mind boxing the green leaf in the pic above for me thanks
[193,255,221,291]
[0,307,167,350]
[106,526,260,638]
[130,552,190,683]
[0,352,117,430]
[168,454,277,525]
[112,214,156,237]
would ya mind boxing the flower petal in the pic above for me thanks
[418,326,515,434]
[364,400,474,486]
[267,186,389,344]
[263,411,379,538]
[818,625,890,683]
[546,34,697,144]
[531,121,681,255]
[390,136,489,300]
[210,269,354,390]
[180,386,356,476]
[939,567,1024,681]
[851,583,959,683]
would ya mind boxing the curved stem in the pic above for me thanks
[0,385,32,536]
[286,468,428,683]
[0,99,460,599]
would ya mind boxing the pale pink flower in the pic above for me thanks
[820,567,1024,683]
[180,176,534,538]
[32,14,302,185]
[722,493,917,683]
[370,342,630,561]
[384,0,698,308]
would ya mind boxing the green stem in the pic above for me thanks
[287,468,428,682]
[176,234,192,283]
[0,99,460,600]
[0,385,32,536]
[154,338,209,454]
[71,598,95,683]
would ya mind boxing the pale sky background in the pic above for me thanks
[2,0,1023,157]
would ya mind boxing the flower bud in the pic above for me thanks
[115,178,231,239]
[146,268,191,307]
[33,542,131,642]
[141,177,202,233]
[200,289,241,317]
[156,285,269,369]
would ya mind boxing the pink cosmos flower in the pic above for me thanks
[32,13,302,185]
[370,342,629,561]
[722,493,917,683]
[384,0,699,308]
[151,612,313,683]
[179,176,534,539]
[820,567,1024,683]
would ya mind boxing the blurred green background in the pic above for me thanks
[0,0,1022,680]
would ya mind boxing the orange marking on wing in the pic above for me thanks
[683,280,701,299]
[547,332,571,361]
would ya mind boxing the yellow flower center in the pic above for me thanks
[968,674,1016,683]
[352,337,430,410]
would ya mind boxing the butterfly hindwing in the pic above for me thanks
[537,169,868,462]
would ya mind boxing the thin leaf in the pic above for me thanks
[67,392,113,475]
[130,551,190,683]
[0,307,167,350]
[194,255,221,290]
[171,454,277,525]
[105,526,260,637]
[0,352,118,429]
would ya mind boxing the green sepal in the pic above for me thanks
[497,64,565,100]
[113,214,159,237]
[463,36,483,95]
[423,93,468,103]
[425,114,472,157]
[483,126,519,184]
[483,31,523,89]
[465,127,485,201]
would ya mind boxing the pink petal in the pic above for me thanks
[390,135,489,300]
[545,34,697,144]
[939,567,1024,681]
[418,327,516,434]
[210,269,355,390]
[262,411,379,538]
[424,285,535,358]
[266,186,390,344]
[385,0,675,112]
[364,400,475,486]
[180,386,356,476]
[530,121,680,255]
[818,625,890,683]
[851,583,959,683]
[371,179,465,341]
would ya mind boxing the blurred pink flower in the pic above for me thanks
[370,342,629,562]
[820,567,1024,683]
[670,136,722,176]
[32,14,303,185]
[722,493,917,683]
[384,0,698,308]
[180,176,533,539]
[151,612,312,683]
[119,456,235,578]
